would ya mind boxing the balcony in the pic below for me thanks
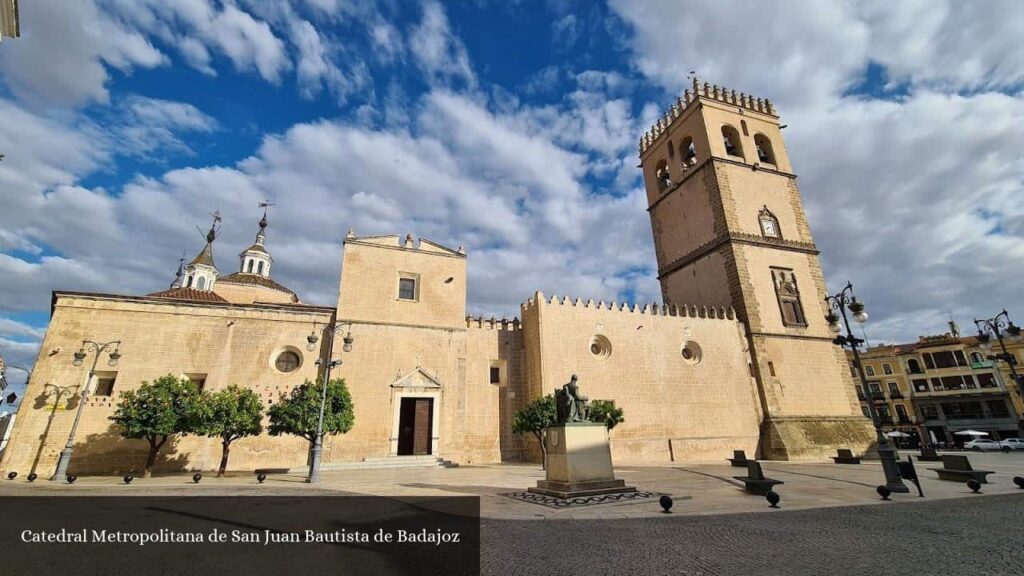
[897,416,914,425]
[890,390,905,400]
[870,392,885,401]
[856,390,867,401]
[878,416,894,425]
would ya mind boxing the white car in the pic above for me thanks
[964,438,1001,451]
[999,438,1024,452]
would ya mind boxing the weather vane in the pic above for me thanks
[196,210,222,243]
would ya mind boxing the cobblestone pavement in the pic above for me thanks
[481,493,1024,576]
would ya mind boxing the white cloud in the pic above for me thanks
[607,0,1024,343]
[409,1,476,88]
[0,0,167,106]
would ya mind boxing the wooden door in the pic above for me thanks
[397,397,433,456]
[413,398,433,455]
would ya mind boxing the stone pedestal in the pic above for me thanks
[528,423,636,498]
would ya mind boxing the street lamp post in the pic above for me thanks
[825,282,909,493]
[973,310,1023,431]
[52,340,121,481]
[303,321,354,484]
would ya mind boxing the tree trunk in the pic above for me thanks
[144,441,159,478]
[218,438,231,477]
[536,430,547,471]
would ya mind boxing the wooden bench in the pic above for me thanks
[928,455,994,484]
[831,448,861,464]
[727,450,749,468]
[917,447,942,462]
[733,461,784,495]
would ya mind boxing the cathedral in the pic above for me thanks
[0,80,874,476]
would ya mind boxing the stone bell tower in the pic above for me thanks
[638,77,874,460]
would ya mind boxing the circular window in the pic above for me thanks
[589,335,612,359]
[681,341,702,365]
[274,349,302,373]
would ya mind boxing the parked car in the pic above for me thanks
[999,438,1024,452]
[964,438,1001,451]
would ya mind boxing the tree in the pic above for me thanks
[511,395,557,469]
[588,399,624,431]
[193,385,264,477]
[109,375,201,477]
[267,378,355,457]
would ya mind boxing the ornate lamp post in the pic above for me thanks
[303,320,354,484]
[52,340,121,481]
[973,310,1023,430]
[825,282,909,493]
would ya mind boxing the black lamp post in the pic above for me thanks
[303,320,354,484]
[52,340,121,481]
[825,282,909,494]
[973,310,1023,431]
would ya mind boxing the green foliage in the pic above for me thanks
[110,374,201,442]
[588,399,624,430]
[268,378,355,442]
[109,374,202,476]
[194,385,264,442]
[511,395,557,440]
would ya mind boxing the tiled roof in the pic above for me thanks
[217,273,297,299]
[189,243,216,267]
[242,243,267,254]
[147,287,228,303]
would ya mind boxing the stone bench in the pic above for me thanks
[733,461,784,495]
[831,448,861,465]
[928,455,994,484]
[917,447,942,462]
[727,450,749,468]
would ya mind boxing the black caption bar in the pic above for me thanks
[1,496,480,576]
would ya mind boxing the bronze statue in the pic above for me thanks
[554,374,589,424]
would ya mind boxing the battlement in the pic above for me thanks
[639,76,777,155]
[520,291,736,321]
[466,315,522,331]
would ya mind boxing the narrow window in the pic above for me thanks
[740,120,749,136]
[768,361,776,377]
[895,405,909,423]
[398,277,417,300]
[196,276,206,290]
[721,125,743,158]
[655,159,671,191]
[247,260,254,273]
[888,382,900,396]
[490,366,501,384]
[865,365,875,376]
[257,261,264,275]
[186,276,193,288]
[754,134,775,164]
[771,268,806,327]
[883,363,893,375]
[907,358,923,374]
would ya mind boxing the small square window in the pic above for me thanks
[94,376,116,396]
[187,375,207,392]
[865,366,875,376]
[398,276,417,301]
[883,363,893,375]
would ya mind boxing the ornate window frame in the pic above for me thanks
[770,267,807,327]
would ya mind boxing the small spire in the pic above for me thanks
[170,251,186,289]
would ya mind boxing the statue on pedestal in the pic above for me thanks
[554,374,589,424]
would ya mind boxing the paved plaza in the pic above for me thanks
[4,452,1024,574]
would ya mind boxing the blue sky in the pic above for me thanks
[2,1,1024,407]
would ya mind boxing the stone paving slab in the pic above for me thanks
[4,452,1024,521]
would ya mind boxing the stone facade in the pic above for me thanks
[0,79,879,477]
[639,78,874,459]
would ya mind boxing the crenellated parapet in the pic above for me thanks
[521,291,736,321]
[466,315,522,331]
[639,76,777,155]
